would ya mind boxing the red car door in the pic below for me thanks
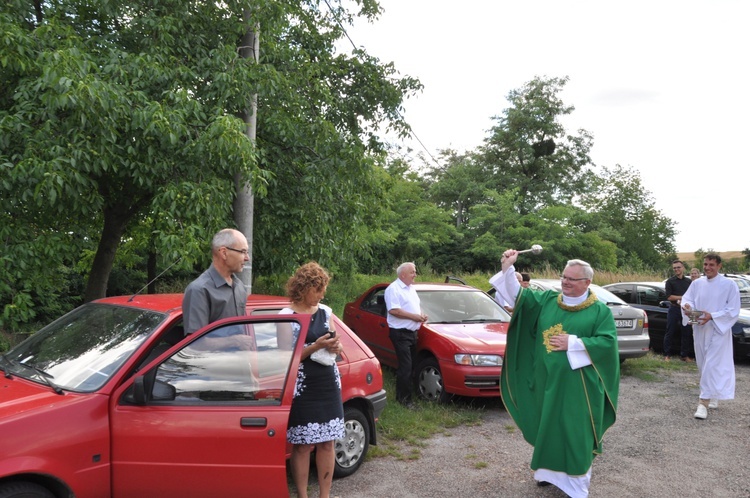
[110,315,308,498]
[346,287,398,367]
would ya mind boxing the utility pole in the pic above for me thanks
[234,9,259,292]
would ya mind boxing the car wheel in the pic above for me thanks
[334,406,370,478]
[416,357,452,403]
[0,482,54,498]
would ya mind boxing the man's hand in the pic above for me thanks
[682,304,711,325]
[501,249,519,272]
[549,333,569,351]
[389,308,427,323]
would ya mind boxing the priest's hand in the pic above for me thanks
[549,333,569,351]
[500,249,519,272]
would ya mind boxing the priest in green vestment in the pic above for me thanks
[490,250,619,498]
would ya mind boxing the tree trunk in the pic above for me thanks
[234,10,259,291]
[147,249,157,294]
[82,205,134,302]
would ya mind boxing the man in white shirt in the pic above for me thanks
[681,252,740,419]
[384,262,427,406]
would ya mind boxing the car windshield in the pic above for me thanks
[417,290,510,323]
[4,303,166,392]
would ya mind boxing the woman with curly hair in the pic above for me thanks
[278,262,344,498]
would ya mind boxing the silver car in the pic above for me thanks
[528,279,650,361]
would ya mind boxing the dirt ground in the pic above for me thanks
[325,358,750,498]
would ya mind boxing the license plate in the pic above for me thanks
[615,319,633,328]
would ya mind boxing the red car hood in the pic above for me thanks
[425,322,508,351]
[0,377,79,420]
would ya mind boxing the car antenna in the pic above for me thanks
[128,257,183,302]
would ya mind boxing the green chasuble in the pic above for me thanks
[500,288,620,476]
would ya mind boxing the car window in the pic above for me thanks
[606,285,632,302]
[148,319,300,405]
[589,285,627,304]
[636,285,665,306]
[360,289,387,317]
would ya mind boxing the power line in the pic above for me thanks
[322,0,440,166]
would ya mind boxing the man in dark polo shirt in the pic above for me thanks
[664,260,694,361]
[183,228,250,334]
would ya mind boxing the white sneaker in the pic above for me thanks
[708,399,718,409]
[694,404,707,419]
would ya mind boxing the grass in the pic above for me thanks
[366,367,484,462]
[620,351,698,381]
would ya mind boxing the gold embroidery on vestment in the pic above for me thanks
[542,323,565,353]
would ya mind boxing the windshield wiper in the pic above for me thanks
[0,354,14,379]
[19,363,65,395]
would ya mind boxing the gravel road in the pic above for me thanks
[325,358,750,498]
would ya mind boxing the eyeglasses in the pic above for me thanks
[225,247,249,255]
[560,275,589,282]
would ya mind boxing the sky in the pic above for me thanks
[341,0,749,253]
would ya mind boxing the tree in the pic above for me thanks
[580,164,676,269]
[425,149,489,229]
[1,1,421,329]
[249,1,422,275]
[480,76,594,215]
[364,160,459,273]
[1,1,267,307]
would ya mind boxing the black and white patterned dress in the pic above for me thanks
[281,304,345,445]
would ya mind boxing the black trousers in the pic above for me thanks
[664,305,694,357]
[389,327,417,403]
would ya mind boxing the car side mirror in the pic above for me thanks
[130,372,176,404]
[659,301,671,308]
[152,379,176,401]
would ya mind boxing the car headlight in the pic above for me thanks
[742,325,750,339]
[454,354,503,367]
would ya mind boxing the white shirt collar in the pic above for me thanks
[562,290,590,306]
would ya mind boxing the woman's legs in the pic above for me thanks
[290,444,315,498]
[314,440,336,498]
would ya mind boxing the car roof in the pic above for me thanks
[93,294,293,313]
[604,281,665,287]
[411,283,484,292]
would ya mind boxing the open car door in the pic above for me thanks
[110,314,309,498]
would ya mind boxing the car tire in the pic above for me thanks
[415,357,452,403]
[334,406,370,478]
[0,482,54,498]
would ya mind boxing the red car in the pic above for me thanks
[0,294,385,498]
[343,283,510,403]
